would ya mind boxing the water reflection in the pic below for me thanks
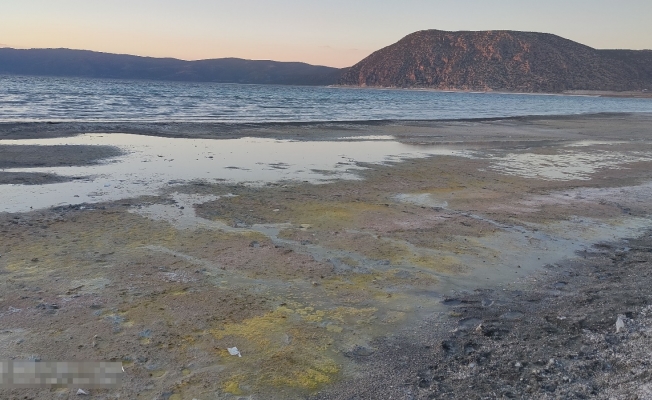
[0,133,466,213]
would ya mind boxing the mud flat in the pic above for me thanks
[0,144,123,185]
[0,113,652,399]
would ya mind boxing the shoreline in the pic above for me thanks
[0,112,650,141]
[330,85,652,99]
[1,114,651,399]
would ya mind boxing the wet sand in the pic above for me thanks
[0,113,651,399]
[1,112,650,142]
[0,144,123,185]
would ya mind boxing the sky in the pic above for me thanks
[1,0,651,68]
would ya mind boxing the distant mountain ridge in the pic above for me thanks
[0,48,341,85]
[2,31,652,92]
[339,30,652,92]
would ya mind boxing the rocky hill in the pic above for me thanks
[0,48,341,85]
[339,30,652,92]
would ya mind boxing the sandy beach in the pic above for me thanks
[1,113,652,399]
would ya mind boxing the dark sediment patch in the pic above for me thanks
[0,172,77,185]
[0,143,121,185]
[0,144,123,169]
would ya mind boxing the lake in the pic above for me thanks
[1,74,652,123]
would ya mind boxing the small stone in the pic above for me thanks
[76,388,88,395]
[616,315,626,333]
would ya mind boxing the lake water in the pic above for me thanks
[2,74,652,213]
[0,134,470,212]
[1,75,652,123]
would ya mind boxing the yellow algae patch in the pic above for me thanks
[236,201,388,232]
[297,307,326,322]
[316,233,451,271]
[408,254,467,274]
[223,377,244,395]
[328,306,378,326]
[322,268,437,301]
[270,360,339,390]
[323,231,467,274]
[287,201,393,231]
[326,324,343,333]
[150,370,166,378]
[209,304,380,392]
[321,275,386,303]
[201,195,394,230]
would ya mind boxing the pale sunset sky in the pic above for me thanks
[1,0,651,68]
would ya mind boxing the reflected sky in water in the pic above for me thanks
[0,133,467,213]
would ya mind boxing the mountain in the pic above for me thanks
[3,33,652,92]
[0,48,341,85]
[339,30,652,92]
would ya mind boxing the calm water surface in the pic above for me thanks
[1,75,652,123]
